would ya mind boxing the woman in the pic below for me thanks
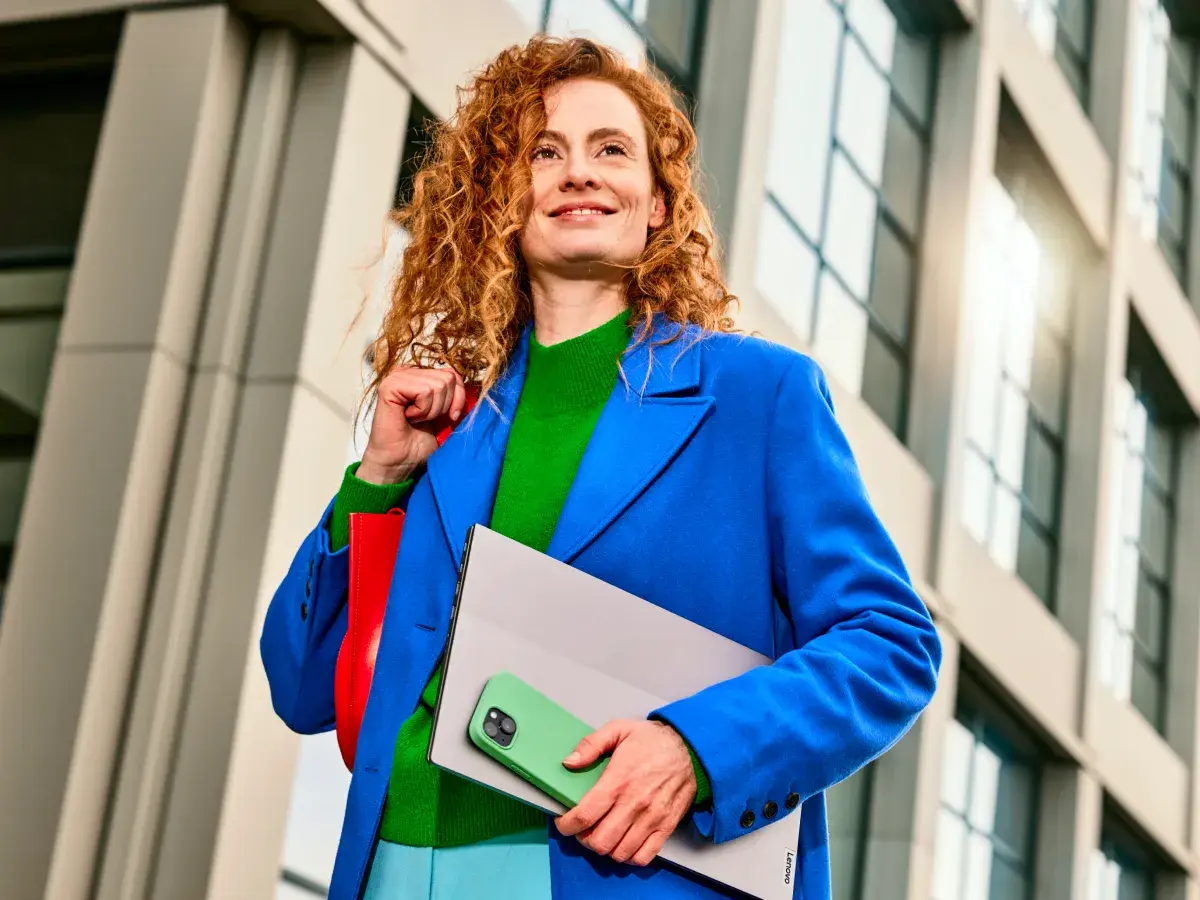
[261,35,941,900]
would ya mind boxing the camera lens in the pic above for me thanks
[483,720,499,739]
[500,716,516,735]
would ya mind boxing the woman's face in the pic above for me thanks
[518,78,666,276]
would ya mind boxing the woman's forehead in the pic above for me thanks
[543,78,646,141]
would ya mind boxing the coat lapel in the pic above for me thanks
[546,319,714,563]
[426,329,529,569]
[427,318,715,568]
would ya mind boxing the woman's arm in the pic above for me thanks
[651,355,942,844]
[259,464,415,733]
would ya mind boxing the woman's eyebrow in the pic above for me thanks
[534,127,638,146]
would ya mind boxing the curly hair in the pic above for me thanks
[367,34,738,403]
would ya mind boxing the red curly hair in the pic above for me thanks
[368,35,738,401]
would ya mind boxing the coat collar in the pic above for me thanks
[426,316,713,575]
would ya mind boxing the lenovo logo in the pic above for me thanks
[783,849,795,887]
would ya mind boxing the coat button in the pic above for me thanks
[305,580,311,597]
[300,602,308,621]
[763,801,778,819]
[785,792,800,810]
[740,810,755,829]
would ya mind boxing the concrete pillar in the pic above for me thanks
[144,42,409,900]
[1033,765,1103,900]
[858,627,960,900]
[904,18,999,590]
[91,28,302,900]
[690,0,763,260]
[0,8,248,899]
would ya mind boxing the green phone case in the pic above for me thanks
[468,671,609,809]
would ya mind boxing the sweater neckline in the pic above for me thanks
[522,309,632,415]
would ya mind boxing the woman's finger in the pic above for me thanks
[629,829,672,867]
[448,372,467,422]
[579,798,639,859]
[555,776,617,837]
[609,810,656,864]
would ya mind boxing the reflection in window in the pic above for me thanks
[1129,0,1198,288]
[1096,367,1179,732]
[1012,0,1093,106]
[0,63,110,614]
[1090,823,1157,900]
[962,177,1071,608]
[756,0,936,437]
[514,0,709,104]
[934,705,1040,900]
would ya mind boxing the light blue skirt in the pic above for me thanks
[362,828,552,900]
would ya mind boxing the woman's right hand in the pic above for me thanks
[358,367,468,485]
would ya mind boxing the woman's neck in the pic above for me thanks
[528,271,627,347]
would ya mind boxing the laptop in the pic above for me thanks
[429,525,801,900]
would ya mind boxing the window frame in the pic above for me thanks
[759,0,938,440]
[936,692,1044,900]
[533,0,711,110]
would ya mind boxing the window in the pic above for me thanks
[277,731,351,897]
[934,700,1041,900]
[513,0,709,106]
[1012,0,1094,106]
[755,0,936,437]
[961,176,1071,607]
[1129,0,1198,289]
[1096,323,1185,732]
[1090,818,1159,900]
[828,764,873,900]
[0,61,111,612]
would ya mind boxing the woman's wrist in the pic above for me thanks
[356,454,419,485]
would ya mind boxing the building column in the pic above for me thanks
[144,42,409,900]
[0,8,248,900]
[1033,765,1103,900]
[91,27,302,900]
[854,627,959,900]
[691,0,763,259]
[903,18,999,595]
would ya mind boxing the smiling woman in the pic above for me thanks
[260,34,941,900]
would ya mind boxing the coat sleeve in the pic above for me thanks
[259,497,350,735]
[651,355,942,844]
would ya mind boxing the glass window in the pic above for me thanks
[828,763,873,900]
[1090,823,1158,900]
[1097,370,1180,732]
[0,62,110,613]
[1129,1,1198,292]
[523,0,709,104]
[961,177,1072,608]
[277,730,352,897]
[934,705,1040,900]
[1012,0,1094,108]
[757,0,936,438]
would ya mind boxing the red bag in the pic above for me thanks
[334,386,479,770]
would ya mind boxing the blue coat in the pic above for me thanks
[260,320,942,899]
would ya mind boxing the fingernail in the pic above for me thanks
[451,410,460,421]
[564,752,581,766]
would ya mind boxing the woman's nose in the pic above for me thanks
[561,153,600,191]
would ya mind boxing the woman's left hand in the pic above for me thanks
[554,719,696,866]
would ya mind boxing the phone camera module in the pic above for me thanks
[484,707,516,747]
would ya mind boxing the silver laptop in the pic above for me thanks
[429,525,801,900]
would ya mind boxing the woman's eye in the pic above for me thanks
[600,143,628,157]
[532,146,558,160]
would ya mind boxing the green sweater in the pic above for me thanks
[329,311,710,848]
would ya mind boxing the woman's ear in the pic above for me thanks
[649,190,667,229]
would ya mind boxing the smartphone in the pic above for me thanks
[468,671,609,809]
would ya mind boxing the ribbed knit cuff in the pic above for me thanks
[327,462,416,552]
[686,744,713,809]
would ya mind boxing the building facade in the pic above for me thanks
[0,1,1198,899]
